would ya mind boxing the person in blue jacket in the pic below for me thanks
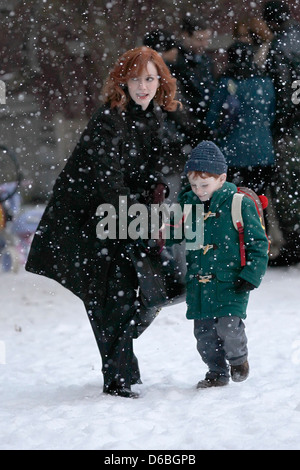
[206,42,276,195]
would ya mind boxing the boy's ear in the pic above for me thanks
[220,173,227,184]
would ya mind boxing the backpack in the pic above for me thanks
[231,187,270,267]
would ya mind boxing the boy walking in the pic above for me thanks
[169,141,269,388]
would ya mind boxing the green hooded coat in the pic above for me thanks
[168,182,269,320]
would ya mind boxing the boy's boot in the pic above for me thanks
[231,360,249,382]
[197,371,229,389]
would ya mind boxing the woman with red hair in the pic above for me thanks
[103,46,178,112]
[26,47,180,398]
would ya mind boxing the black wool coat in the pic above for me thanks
[26,100,166,305]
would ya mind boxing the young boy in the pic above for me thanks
[170,141,269,388]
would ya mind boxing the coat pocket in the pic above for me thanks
[215,270,248,303]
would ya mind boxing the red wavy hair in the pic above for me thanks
[102,46,180,111]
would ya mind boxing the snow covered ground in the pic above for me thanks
[1,264,300,450]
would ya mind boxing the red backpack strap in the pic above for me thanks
[236,221,246,267]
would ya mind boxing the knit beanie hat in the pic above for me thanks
[184,141,228,175]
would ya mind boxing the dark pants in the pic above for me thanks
[84,246,158,392]
[194,317,248,381]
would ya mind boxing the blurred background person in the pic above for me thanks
[175,15,216,140]
[248,17,273,72]
[231,16,273,72]
[263,0,300,265]
[232,17,252,44]
[206,42,276,197]
[227,17,280,258]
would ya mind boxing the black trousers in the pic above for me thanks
[84,246,158,392]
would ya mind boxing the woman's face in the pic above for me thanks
[127,61,160,110]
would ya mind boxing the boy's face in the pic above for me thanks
[188,173,227,201]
